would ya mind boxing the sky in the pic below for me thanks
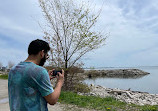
[0,0,158,68]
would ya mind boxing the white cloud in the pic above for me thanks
[0,0,44,43]
[0,0,44,66]
[83,0,158,67]
[1,0,158,67]
[0,15,43,37]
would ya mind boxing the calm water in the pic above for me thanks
[84,66,158,94]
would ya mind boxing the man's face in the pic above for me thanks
[39,53,49,66]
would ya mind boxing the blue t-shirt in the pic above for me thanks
[8,62,54,111]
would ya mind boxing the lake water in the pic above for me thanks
[84,66,158,94]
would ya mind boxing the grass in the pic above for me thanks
[59,91,158,111]
[0,74,8,79]
[141,105,158,111]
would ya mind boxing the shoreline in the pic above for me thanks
[77,69,158,105]
[78,84,158,106]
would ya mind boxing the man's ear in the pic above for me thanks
[40,50,45,58]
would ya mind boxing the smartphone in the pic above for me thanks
[52,70,62,76]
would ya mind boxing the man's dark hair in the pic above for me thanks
[28,39,50,55]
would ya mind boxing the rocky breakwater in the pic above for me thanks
[79,69,157,105]
[85,69,150,78]
[79,84,158,106]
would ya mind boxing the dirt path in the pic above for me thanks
[0,79,9,111]
[0,79,95,111]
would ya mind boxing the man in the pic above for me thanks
[8,39,64,111]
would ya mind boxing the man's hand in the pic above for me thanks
[48,69,55,80]
[56,69,64,86]
[44,69,64,105]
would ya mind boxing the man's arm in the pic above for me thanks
[44,70,64,105]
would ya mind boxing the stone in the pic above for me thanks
[86,84,158,105]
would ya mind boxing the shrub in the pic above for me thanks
[73,83,90,93]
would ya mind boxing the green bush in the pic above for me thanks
[73,83,90,93]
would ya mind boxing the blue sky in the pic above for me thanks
[0,0,158,68]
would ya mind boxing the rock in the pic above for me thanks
[83,84,158,106]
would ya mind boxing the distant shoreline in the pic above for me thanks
[82,69,149,79]
[83,66,158,70]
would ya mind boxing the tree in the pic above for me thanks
[39,0,107,89]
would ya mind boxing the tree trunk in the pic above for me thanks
[64,58,68,90]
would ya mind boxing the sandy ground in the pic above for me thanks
[0,79,95,111]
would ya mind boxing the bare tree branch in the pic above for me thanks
[38,0,107,68]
